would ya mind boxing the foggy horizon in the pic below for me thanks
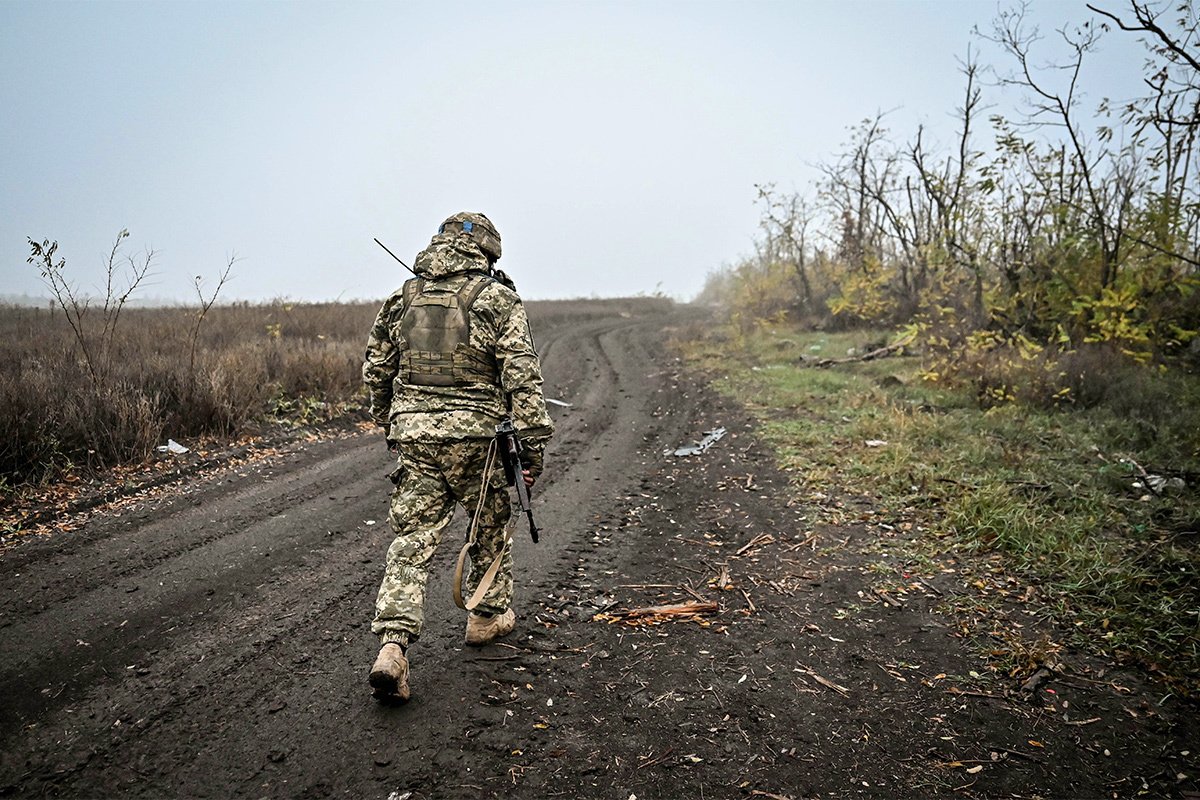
[2,0,1149,305]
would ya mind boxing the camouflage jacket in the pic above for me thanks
[363,232,554,468]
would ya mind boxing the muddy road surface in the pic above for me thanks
[2,300,1196,799]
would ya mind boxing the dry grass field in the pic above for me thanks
[0,300,376,490]
[0,296,673,495]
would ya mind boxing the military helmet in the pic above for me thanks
[438,211,502,263]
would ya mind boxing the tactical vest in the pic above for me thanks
[396,274,500,387]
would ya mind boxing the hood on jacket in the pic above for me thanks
[412,232,491,280]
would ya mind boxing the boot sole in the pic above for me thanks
[372,686,410,704]
[369,667,410,702]
[368,669,396,692]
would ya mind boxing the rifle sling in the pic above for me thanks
[452,438,511,611]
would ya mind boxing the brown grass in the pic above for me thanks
[0,295,677,494]
[0,301,378,490]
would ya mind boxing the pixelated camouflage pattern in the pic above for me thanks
[439,211,502,263]
[363,235,553,462]
[372,440,514,645]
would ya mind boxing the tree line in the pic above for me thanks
[704,1,1198,406]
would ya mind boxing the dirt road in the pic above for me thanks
[1,301,1196,799]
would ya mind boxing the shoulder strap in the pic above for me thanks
[399,277,425,317]
[453,438,509,611]
[457,273,494,342]
[459,273,493,310]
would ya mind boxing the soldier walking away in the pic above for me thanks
[362,212,554,702]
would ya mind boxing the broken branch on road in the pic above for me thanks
[594,601,719,627]
[796,666,850,697]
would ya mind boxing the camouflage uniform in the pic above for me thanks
[363,218,553,648]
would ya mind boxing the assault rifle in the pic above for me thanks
[495,419,540,543]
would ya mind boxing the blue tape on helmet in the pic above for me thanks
[462,221,473,233]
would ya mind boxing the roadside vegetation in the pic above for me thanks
[2,228,662,506]
[0,284,377,495]
[682,324,1199,685]
[701,3,1199,379]
[691,3,1199,685]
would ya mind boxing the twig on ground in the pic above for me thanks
[915,576,944,596]
[872,662,908,683]
[782,534,817,552]
[797,666,849,696]
[616,584,679,589]
[740,587,757,613]
[987,745,1044,762]
[710,564,734,590]
[874,589,903,607]
[636,747,674,770]
[736,533,775,556]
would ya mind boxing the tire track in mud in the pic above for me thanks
[0,303,703,798]
[0,437,383,737]
[0,441,377,616]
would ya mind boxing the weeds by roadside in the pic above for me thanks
[1,292,668,507]
[0,300,378,495]
[678,320,1200,688]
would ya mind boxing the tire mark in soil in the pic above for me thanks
[0,435,387,742]
[0,304,700,798]
[0,438,375,618]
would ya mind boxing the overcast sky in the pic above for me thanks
[0,0,1150,303]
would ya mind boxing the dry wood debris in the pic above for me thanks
[593,601,719,627]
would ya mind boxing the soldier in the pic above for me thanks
[362,212,553,703]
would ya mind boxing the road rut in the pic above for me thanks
[0,302,700,797]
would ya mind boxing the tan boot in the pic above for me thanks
[464,608,515,647]
[368,643,410,702]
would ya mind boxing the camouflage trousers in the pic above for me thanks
[372,439,513,646]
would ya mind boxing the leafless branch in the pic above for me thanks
[188,253,238,379]
[1087,2,1200,74]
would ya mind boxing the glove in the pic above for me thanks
[521,446,545,480]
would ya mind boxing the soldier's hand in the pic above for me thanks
[387,439,400,454]
[522,468,535,489]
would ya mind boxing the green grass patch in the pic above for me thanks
[680,321,1200,685]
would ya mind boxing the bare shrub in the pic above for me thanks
[0,298,382,491]
[1,293,662,492]
[75,383,164,468]
[940,336,1190,447]
[205,348,272,433]
[0,366,67,485]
